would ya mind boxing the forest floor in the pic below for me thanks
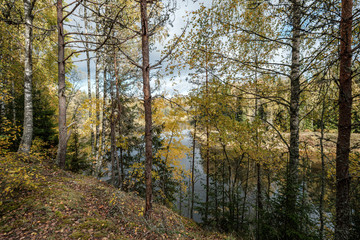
[0,154,229,240]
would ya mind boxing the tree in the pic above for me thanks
[56,0,67,168]
[285,0,302,238]
[83,1,95,159]
[335,0,353,239]
[18,0,36,153]
[55,0,119,168]
[139,0,153,216]
[117,0,180,216]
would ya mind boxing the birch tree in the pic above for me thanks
[18,0,36,153]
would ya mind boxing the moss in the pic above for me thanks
[0,200,21,213]
[78,218,115,231]
[70,230,90,239]
[60,217,72,225]
[54,210,63,218]
[0,223,12,233]
[93,231,107,238]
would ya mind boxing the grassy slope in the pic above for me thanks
[0,155,228,240]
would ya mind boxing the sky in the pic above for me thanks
[70,0,210,96]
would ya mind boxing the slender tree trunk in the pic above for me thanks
[236,190,240,230]
[254,57,263,239]
[190,119,197,219]
[95,54,100,160]
[222,144,233,223]
[84,3,94,160]
[267,169,271,200]
[114,50,123,188]
[140,0,153,217]
[110,79,116,186]
[205,123,210,223]
[214,157,219,224]
[222,157,225,219]
[256,163,263,240]
[18,0,34,154]
[179,184,182,215]
[205,52,210,223]
[187,170,191,218]
[286,0,301,237]
[12,80,16,126]
[56,0,67,169]
[335,1,353,239]
[319,88,327,240]
[241,157,250,228]
[99,64,107,174]
[120,148,124,188]
[115,146,121,187]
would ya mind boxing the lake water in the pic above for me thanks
[174,129,206,222]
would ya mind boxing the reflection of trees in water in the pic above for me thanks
[185,142,338,235]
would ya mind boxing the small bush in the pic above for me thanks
[0,153,43,207]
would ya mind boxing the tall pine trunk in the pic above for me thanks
[335,0,353,239]
[140,0,153,217]
[18,0,34,153]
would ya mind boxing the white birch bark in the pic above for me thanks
[18,0,35,153]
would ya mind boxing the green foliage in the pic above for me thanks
[66,123,89,173]
[260,179,319,240]
[15,89,58,149]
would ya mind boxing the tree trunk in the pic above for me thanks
[214,155,219,224]
[319,88,327,240]
[205,52,210,223]
[120,148,124,188]
[241,157,250,229]
[256,163,263,240]
[95,54,100,161]
[98,65,107,176]
[84,3,94,161]
[140,0,153,217]
[205,123,210,223]
[115,146,120,187]
[56,0,67,169]
[285,0,301,237]
[18,0,34,154]
[190,119,196,219]
[110,78,116,186]
[179,184,182,215]
[12,80,16,126]
[222,159,225,219]
[114,49,123,189]
[99,64,107,172]
[335,0,353,239]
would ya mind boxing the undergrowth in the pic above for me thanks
[0,152,229,239]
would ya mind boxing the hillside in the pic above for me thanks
[0,154,227,240]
